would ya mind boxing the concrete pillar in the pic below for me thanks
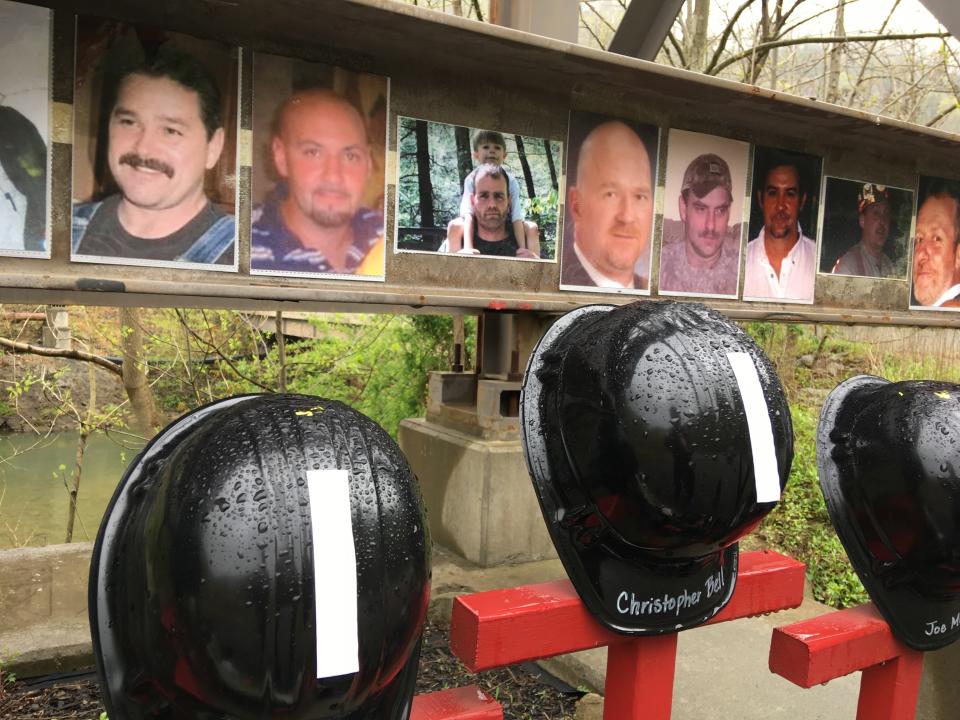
[399,312,557,567]
[399,416,556,567]
[42,305,71,350]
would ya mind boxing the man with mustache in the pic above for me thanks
[912,181,960,308]
[743,157,815,302]
[251,88,383,275]
[460,164,538,258]
[561,120,653,290]
[832,185,896,277]
[659,154,739,296]
[72,48,234,264]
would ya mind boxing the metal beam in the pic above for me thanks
[492,0,579,43]
[919,0,960,40]
[608,0,685,60]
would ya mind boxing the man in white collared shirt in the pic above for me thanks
[743,162,816,303]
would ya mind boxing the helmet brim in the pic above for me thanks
[818,375,960,651]
[521,305,738,635]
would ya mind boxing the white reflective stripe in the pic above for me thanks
[307,468,359,678]
[726,353,782,503]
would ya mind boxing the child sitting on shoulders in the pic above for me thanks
[446,129,538,256]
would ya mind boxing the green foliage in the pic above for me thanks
[757,406,868,608]
[225,314,471,438]
[5,373,40,403]
[0,650,18,699]
[745,321,960,608]
[524,188,559,259]
[866,346,960,385]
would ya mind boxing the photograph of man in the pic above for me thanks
[560,111,659,293]
[71,20,237,268]
[819,177,911,280]
[911,176,960,310]
[445,129,538,258]
[394,116,559,262]
[453,162,539,258]
[658,129,748,298]
[743,147,822,303]
[0,0,49,257]
[251,53,387,278]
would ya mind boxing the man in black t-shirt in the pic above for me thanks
[466,164,538,259]
[72,47,234,265]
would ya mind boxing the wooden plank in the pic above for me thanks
[768,604,910,688]
[603,633,678,720]
[410,686,503,720]
[856,651,924,720]
[450,550,805,672]
[769,604,925,720]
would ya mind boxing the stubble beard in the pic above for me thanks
[766,221,794,241]
[309,206,353,228]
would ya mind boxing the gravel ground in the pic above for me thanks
[0,620,581,719]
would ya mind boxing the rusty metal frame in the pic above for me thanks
[2,0,958,328]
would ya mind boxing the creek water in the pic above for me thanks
[0,431,144,549]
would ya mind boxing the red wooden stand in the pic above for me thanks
[769,603,925,720]
[449,550,806,720]
[411,686,503,720]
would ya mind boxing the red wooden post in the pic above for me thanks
[448,550,805,720]
[603,633,678,720]
[856,652,924,720]
[769,603,925,720]
[410,685,503,720]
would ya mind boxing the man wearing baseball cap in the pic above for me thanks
[832,184,896,277]
[659,153,740,296]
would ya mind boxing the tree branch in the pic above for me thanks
[175,310,275,392]
[705,0,760,75]
[588,1,619,34]
[878,62,940,115]
[926,102,958,128]
[0,336,122,376]
[712,32,949,77]
[469,0,484,22]
[778,0,836,38]
[847,0,900,105]
[579,14,604,49]
[667,30,687,68]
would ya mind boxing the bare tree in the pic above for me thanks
[578,0,958,130]
[119,307,159,435]
[824,0,845,103]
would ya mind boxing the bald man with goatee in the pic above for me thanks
[561,121,654,290]
[251,88,383,275]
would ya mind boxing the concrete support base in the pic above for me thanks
[0,542,93,677]
[398,417,555,567]
[42,306,71,350]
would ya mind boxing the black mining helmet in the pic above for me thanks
[89,394,430,719]
[521,301,793,634]
[818,375,960,651]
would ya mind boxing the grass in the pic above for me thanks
[744,322,960,608]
